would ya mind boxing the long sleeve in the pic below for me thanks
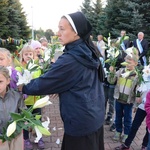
[22,54,83,95]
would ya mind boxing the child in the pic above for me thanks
[0,48,19,90]
[115,93,148,150]
[108,47,139,143]
[0,66,24,150]
[115,63,150,149]
[15,44,44,149]
[30,40,44,61]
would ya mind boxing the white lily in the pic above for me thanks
[138,82,150,92]
[42,117,50,129]
[6,121,16,137]
[17,69,32,85]
[33,95,52,109]
[125,47,133,57]
[143,66,150,76]
[34,126,42,143]
[27,60,38,70]
[114,50,120,58]
[108,37,111,47]
[44,50,50,61]
[34,117,50,143]
[107,48,115,58]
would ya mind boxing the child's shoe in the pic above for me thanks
[115,143,130,150]
[105,116,112,125]
[121,134,128,143]
[110,123,116,132]
[24,139,33,149]
[113,131,121,141]
[38,138,45,149]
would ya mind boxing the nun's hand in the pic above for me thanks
[17,84,24,92]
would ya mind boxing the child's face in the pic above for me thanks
[125,57,137,70]
[0,53,11,67]
[0,73,10,97]
[35,48,41,56]
[23,51,34,63]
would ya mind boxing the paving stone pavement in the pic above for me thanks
[29,97,147,150]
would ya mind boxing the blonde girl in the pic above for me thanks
[0,48,19,90]
[15,44,44,149]
[0,66,24,150]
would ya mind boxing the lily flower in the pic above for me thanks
[27,60,39,70]
[142,66,150,76]
[115,50,119,58]
[6,121,16,137]
[44,50,50,62]
[33,95,52,109]
[17,69,32,85]
[34,126,42,143]
[108,37,111,47]
[124,47,133,57]
[34,117,50,143]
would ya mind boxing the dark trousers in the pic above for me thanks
[104,85,115,118]
[23,107,41,139]
[115,101,133,135]
[61,126,104,150]
[125,108,148,147]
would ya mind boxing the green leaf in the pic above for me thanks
[37,125,51,136]
[35,115,41,120]
[10,113,22,121]
[31,119,42,126]
[21,109,32,118]
[29,66,39,72]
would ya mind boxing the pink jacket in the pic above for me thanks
[145,91,150,130]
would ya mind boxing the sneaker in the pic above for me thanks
[115,144,130,150]
[121,134,128,143]
[113,131,121,141]
[38,138,45,149]
[105,116,112,125]
[110,123,116,132]
[24,139,33,149]
[141,146,147,150]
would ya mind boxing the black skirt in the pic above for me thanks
[61,126,104,150]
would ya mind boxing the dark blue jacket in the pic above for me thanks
[23,39,105,136]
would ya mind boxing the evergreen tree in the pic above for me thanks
[119,0,150,41]
[80,0,92,20]
[104,0,127,38]
[0,0,9,38]
[81,0,104,39]
[90,0,103,39]
[103,0,150,41]
[6,0,30,39]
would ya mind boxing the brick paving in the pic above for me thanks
[30,97,147,150]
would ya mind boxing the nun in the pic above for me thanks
[18,11,105,150]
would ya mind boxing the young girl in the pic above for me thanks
[15,44,44,149]
[0,48,19,90]
[0,66,24,150]
[108,47,139,143]
[30,40,44,60]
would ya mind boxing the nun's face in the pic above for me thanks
[57,18,80,46]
